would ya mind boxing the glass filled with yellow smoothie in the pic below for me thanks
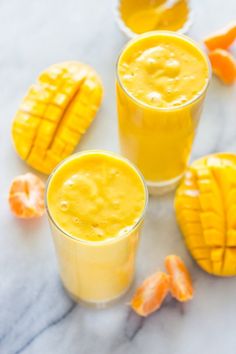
[116,31,210,194]
[46,150,147,306]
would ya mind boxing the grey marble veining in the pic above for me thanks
[1,0,236,353]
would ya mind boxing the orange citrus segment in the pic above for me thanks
[8,173,45,218]
[131,271,170,317]
[209,49,236,84]
[165,255,194,302]
[204,23,236,51]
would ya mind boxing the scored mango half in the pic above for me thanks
[175,153,236,276]
[12,61,103,174]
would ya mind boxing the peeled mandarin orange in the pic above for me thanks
[8,173,45,218]
[131,272,170,317]
[204,23,236,51]
[209,49,236,84]
[165,255,194,302]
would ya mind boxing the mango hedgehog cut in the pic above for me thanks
[12,61,103,174]
[175,153,236,276]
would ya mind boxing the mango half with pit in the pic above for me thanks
[175,153,236,276]
[12,62,103,174]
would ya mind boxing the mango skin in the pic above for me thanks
[12,62,103,174]
[175,153,236,276]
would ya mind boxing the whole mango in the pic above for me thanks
[12,62,103,174]
[175,153,236,276]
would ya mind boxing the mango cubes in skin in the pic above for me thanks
[12,62,103,174]
[175,153,236,276]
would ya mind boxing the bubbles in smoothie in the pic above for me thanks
[60,200,69,211]
[73,217,80,224]
[145,57,158,73]
[138,46,165,63]
[172,95,187,106]
[183,74,196,82]
[146,91,163,104]
[164,58,180,77]
[65,179,74,188]
[92,224,104,238]
[118,226,132,236]
[109,168,119,177]
[123,74,133,82]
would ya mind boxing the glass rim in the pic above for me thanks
[45,149,148,246]
[116,30,212,112]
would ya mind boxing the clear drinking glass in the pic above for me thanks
[45,150,148,307]
[116,31,211,194]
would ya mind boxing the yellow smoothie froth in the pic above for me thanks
[118,33,209,108]
[47,151,146,241]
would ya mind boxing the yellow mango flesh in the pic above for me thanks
[175,153,236,276]
[12,62,103,174]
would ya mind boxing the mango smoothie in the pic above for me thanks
[46,150,147,305]
[117,31,210,193]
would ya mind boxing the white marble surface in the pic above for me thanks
[1,0,236,353]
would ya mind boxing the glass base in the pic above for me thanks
[147,173,184,195]
[65,281,133,309]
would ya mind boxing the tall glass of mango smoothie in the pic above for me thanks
[116,31,211,194]
[46,150,147,306]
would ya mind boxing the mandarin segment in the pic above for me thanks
[12,62,103,174]
[165,255,194,302]
[131,272,170,317]
[8,173,45,219]
[208,49,236,85]
[204,23,236,51]
[175,153,236,276]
